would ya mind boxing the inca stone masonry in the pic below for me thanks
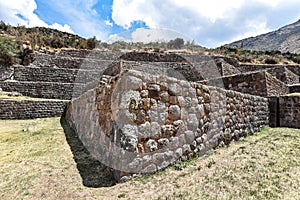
[0,49,299,182]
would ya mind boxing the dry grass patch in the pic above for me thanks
[0,118,300,199]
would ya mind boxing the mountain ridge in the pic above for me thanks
[225,19,300,54]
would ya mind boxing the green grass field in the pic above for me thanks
[0,117,299,199]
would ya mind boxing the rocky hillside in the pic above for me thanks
[225,19,300,54]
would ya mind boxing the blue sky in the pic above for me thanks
[0,0,299,47]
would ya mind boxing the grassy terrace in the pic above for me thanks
[0,118,299,199]
[0,92,69,101]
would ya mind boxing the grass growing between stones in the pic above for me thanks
[0,91,69,101]
[0,118,300,199]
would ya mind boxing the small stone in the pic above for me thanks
[189,87,197,97]
[175,148,183,158]
[135,110,149,124]
[120,124,138,152]
[140,90,149,98]
[182,144,192,155]
[160,91,170,102]
[158,138,169,148]
[141,164,157,174]
[150,122,161,138]
[195,104,205,118]
[173,120,186,135]
[157,161,170,171]
[168,105,181,121]
[147,110,158,122]
[148,83,161,98]
[196,137,202,144]
[169,136,179,149]
[146,139,158,152]
[138,122,151,139]
[161,124,176,137]
[185,130,195,144]
[158,112,168,125]
[187,114,199,131]
[177,96,186,107]
[169,82,182,96]
[168,95,177,104]
[180,108,189,121]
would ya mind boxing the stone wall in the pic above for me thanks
[56,49,122,60]
[266,67,299,85]
[289,84,300,93]
[265,72,289,96]
[238,64,300,77]
[203,71,268,96]
[237,64,275,73]
[33,53,114,70]
[268,97,279,127]
[14,65,100,83]
[269,95,300,128]
[0,81,85,100]
[202,71,288,97]
[278,96,300,128]
[0,99,67,119]
[65,69,269,182]
[213,57,241,76]
[286,65,300,77]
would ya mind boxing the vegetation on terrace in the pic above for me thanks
[1,22,300,69]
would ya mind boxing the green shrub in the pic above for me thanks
[0,35,20,67]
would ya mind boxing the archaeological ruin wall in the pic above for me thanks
[289,84,300,93]
[268,95,300,128]
[0,81,84,100]
[0,99,67,120]
[202,71,289,97]
[65,69,269,181]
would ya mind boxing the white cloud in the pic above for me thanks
[131,28,191,43]
[0,0,74,34]
[49,23,74,34]
[108,28,192,44]
[36,0,109,40]
[105,19,113,27]
[112,0,300,47]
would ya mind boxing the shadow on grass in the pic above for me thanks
[60,116,116,188]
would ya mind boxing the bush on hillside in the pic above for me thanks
[0,35,20,67]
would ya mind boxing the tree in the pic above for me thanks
[167,38,184,49]
[0,35,20,67]
[86,36,99,49]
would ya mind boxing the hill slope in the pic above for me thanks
[226,19,300,54]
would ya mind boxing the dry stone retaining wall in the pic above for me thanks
[269,95,300,128]
[202,71,288,97]
[278,96,300,128]
[0,81,85,100]
[289,84,300,93]
[265,72,289,96]
[0,99,67,119]
[266,67,299,85]
[33,53,114,70]
[65,69,269,181]
[13,65,100,83]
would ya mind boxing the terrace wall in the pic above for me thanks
[0,99,67,119]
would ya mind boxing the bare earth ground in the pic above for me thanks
[0,117,299,200]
